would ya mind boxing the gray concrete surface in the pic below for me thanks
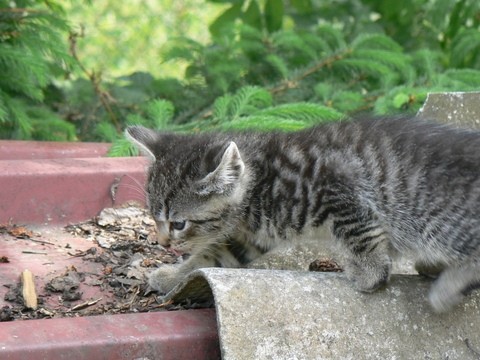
[418,91,480,128]
[169,269,480,360]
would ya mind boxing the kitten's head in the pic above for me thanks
[126,126,249,253]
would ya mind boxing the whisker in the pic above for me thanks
[124,174,147,194]
[116,183,148,200]
[116,182,147,195]
[118,184,147,196]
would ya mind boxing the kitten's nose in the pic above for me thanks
[155,222,170,246]
[156,230,170,247]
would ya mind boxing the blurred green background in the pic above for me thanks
[1,0,480,155]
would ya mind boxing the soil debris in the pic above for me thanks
[45,267,84,302]
[2,204,192,321]
[4,283,23,304]
[0,306,14,321]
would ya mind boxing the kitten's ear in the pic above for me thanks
[195,142,245,195]
[125,126,158,160]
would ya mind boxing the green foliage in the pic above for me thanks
[2,0,480,157]
[107,99,176,157]
[214,86,272,121]
[212,86,342,131]
[63,0,224,78]
[208,0,284,37]
[0,0,74,140]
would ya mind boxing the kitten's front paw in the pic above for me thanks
[345,259,391,293]
[148,265,182,294]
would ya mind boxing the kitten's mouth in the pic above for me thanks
[165,247,190,262]
[167,247,190,262]
[166,247,183,257]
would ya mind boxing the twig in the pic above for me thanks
[67,247,97,258]
[68,29,121,132]
[270,49,352,95]
[22,250,47,255]
[177,49,353,124]
[28,238,56,246]
[0,8,41,13]
[129,287,140,305]
[153,299,174,308]
[70,298,102,312]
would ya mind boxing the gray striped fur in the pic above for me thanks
[126,115,480,312]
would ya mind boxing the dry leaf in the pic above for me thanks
[309,258,343,272]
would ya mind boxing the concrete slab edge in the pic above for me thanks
[167,268,480,360]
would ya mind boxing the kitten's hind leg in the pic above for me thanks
[331,216,392,293]
[428,261,480,312]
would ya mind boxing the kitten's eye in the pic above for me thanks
[171,221,186,231]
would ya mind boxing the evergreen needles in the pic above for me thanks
[0,1,74,140]
[2,0,480,155]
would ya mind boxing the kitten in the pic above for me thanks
[126,115,480,312]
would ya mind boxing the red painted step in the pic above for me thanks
[0,140,147,225]
[0,309,220,360]
[0,140,111,160]
[0,140,220,359]
[0,157,147,225]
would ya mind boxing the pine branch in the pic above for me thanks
[269,49,352,94]
[0,8,42,13]
[68,29,121,132]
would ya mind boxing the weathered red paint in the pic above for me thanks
[0,157,148,224]
[0,141,220,358]
[0,140,111,160]
[0,309,220,360]
[0,227,112,308]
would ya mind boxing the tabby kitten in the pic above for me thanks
[126,115,480,312]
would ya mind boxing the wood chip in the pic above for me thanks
[38,308,55,317]
[21,269,38,310]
